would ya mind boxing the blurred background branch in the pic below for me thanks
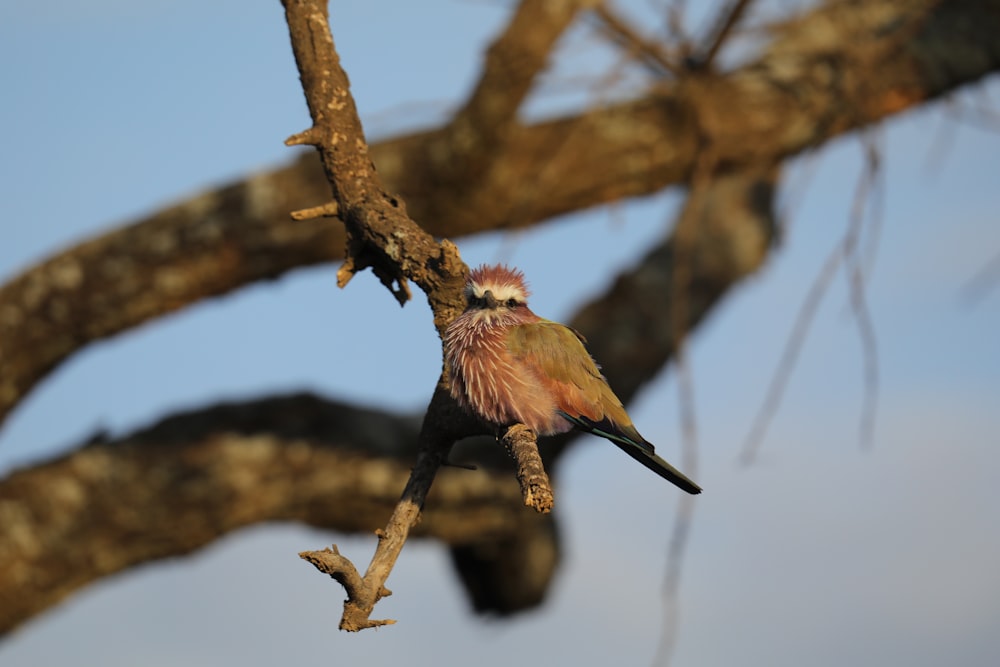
[0,0,998,657]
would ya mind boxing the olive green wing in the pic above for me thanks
[507,320,702,495]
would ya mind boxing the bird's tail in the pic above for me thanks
[559,412,702,494]
[613,439,702,495]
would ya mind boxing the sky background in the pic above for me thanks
[1,1,999,666]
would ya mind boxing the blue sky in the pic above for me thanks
[1,2,999,666]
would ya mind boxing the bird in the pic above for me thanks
[444,264,702,495]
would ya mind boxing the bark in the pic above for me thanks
[2,0,997,428]
[1,0,999,635]
[0,393,551,636]
[0,163,777,634]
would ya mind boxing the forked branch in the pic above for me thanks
[281,0,477,630]
[280,0,569,630]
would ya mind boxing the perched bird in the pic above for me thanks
[444,264,701,494]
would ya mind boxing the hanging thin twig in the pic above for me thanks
[740,134,883,464]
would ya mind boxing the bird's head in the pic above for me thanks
[464,264,530,312]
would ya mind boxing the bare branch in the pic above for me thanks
[654,492,699,667]
[279,0,487,630]
[590,3,682,77]
[845,136,883,450]
[960,248,1000,305]
[299,547,376,615]
[688,0,755,70]
[281,0,465,316]
[2,0,996,431]
[0,393,547,637]
[740,243,842,466]
[1,155,784,634]
[653,144,713,667]
[502,424,554,514]
[740,135,883,464]
[290,200,339,221]
[442,0,593,178]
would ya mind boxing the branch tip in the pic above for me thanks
[285,128,321,147]
[290,201,340,220]
[336,259,357,288]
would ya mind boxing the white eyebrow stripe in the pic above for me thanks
[468,282,527,302]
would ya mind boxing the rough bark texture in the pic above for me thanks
[2,0,997,428]
[1,0,999,636]
[0,394,546,636]
[281,0,486,630]
[502,424,554,514]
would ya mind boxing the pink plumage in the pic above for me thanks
[444,264,702,494]
[444,265,561,433]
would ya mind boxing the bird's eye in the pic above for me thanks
[506,298,518,308]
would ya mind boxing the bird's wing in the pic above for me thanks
[507,321,656,450]
[508,320,702,495]
[506,320,609,420]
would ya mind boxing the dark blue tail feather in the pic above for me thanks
[559,412,702,494]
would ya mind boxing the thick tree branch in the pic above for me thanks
[0,393,549,637]
[440,0,593,181]
[1,0,998,634]
[570,165,778,406]
[281,0,465,318]
[2,0,997,431]
[0,162,778,634]
[281,0,494,631]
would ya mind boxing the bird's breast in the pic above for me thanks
[445,317,568,435]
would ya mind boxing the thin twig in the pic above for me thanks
[846,136,883,450]
[591,3,683,77]
[501,424,554,513]
[654,144,715,667]
[740,134,883,464]
[776,150,822,241]
[664,0,690,52]
[652,345,699,667]
[689,0,755,70]
[739,243,844,466]
[960,248,1000,305]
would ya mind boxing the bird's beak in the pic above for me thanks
[482,290,499,309]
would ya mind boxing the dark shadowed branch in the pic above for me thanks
[0,393,547,636]
[280,0,480,630]
[0,161,778,634]
[2,0,996,429]
[1,0,999,638]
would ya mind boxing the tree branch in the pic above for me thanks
[2,0,996,430]
[1,0,998,632]
[502,424,554,514]
[590,3,681,77]
[687,0,754,70]
[281,0,465,316]
[0,393,549,637]
[281,0,496,631]
[439,0,593,181]
[0,158,783,637]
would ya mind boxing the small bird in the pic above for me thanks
[444,264,701,494]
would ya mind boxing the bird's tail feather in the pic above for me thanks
[559,412,702,494]
[613,439,702,495]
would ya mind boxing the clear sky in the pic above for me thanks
[1,2,999,666]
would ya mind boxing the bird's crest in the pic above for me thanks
[466,264,530,304]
